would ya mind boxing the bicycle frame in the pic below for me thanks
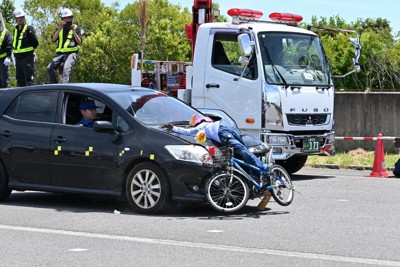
[225,148,284,191]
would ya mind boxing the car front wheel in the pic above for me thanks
[126,162,169,214]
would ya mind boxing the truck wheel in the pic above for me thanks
[126,162,169,214]
[0,164,11,201]
[276,155,308,174]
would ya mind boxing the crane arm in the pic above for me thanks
[185,0,213,57]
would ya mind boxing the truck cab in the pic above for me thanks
[186,11,339,173]
[131,5,360,174]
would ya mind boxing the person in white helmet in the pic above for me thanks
[13,8,39,87]
[0,18,13,88]
[47,8,82,83]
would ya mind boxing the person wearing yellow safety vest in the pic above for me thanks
[13,9,39,87]
[47,8,82,84]
[0,20,13,88]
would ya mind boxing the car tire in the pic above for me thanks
[0,163,11,201]
[126,162,169,214]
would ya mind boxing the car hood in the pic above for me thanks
[160,128,270,155]
[164,131,217,147]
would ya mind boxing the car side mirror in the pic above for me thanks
[93,121,115,133]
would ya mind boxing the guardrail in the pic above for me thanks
[336,135,400,148]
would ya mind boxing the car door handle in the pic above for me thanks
[52,136,66,143]
[206,83,220,89]
[0,130,12,137]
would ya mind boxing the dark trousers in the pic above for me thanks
[15,53,36,87]
[47,52,78,83]
[0,58,9,88]
[217,120,265,169]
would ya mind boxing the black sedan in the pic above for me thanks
[0,83,221,214]
[0,83,269,214]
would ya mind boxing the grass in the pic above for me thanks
[306,148,399,169]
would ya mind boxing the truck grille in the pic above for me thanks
[287,114,328,125]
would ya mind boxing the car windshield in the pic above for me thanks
[107,89,203,126]
[258,32,330,87]
[198,108,237,128]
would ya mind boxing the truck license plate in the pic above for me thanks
[304,137,320,153]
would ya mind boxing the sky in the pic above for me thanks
[13,0,400,34]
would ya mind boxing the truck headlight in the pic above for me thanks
[267,135,289,145]
[165,145,212,164]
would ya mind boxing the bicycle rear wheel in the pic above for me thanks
[268,164,294,206]
[206,172,249,213]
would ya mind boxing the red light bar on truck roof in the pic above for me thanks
[227,8,263,19]
[269,12,303,23]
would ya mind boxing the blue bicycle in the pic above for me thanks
[206,145,294,213]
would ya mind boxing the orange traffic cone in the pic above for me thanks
[369,133,389,177]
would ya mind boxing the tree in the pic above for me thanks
[310,15,400,90]
[143,0,192,61]
[75,7,133,83]
[354,18,400,90]
[1,0,15,25]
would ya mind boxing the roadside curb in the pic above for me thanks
[305,164,394,171]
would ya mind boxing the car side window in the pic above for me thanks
[63,93,114,126]
[5,91,58,122]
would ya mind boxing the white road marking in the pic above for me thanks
[69,248,89,252]
[1,224,399,266]
[207,230,224,233]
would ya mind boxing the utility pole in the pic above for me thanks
[138,0,149,76]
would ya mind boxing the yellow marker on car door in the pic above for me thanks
[54,146,62,155]
[85,146,93,156]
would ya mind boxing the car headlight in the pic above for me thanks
[268,135,289,145]
[165,145,212,164]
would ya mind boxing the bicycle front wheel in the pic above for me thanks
[269,164,294,206]
[206,172,249,213]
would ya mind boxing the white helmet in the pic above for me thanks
[14,9,26,18]
[61,8,73,18]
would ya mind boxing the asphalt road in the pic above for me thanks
[0,168,399,267]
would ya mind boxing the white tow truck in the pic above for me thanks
[132,1,361,173]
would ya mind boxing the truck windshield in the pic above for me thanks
[258,32,330,87]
